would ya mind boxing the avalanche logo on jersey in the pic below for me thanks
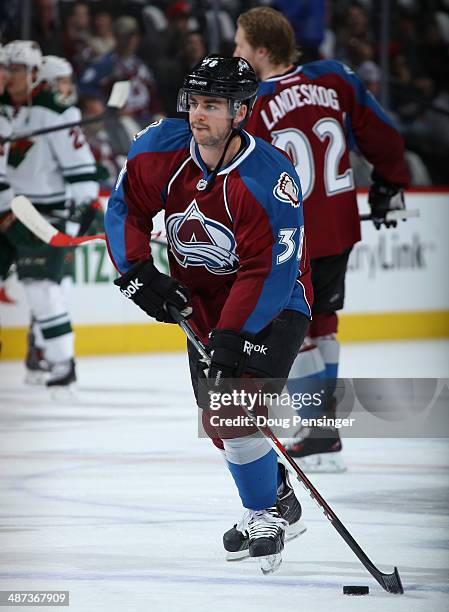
[273,172,300,207]
[166,201,239,275]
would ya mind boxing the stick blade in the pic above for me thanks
[377,567,404,594]
[50,233,106,247]
[11,195,57,244]
[107,81,131,109]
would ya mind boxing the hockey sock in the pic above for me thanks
[31,318,46,351]
[223,434,278,509]
[287,343,327,419]
[23,280,74,363]
[316,335,340,396]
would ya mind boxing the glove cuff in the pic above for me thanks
[209,329,251,353]
[114,259,158,290]
[370,172,400,197]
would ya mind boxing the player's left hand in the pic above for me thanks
[368,179,405,230]
[207,329,252,388]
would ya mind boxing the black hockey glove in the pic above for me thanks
[114,259,192,323]
[207,329,253,388]
[368,175,405,230]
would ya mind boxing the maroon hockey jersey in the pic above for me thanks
[245,61,410,258]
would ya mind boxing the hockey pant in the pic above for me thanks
[188,309,309,510]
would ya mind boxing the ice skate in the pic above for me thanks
[24,335,49,385]
[46,358,77,398]
[246,506,287,574]
[285,426,347,473]
[223,463,306,561]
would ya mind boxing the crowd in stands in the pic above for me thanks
[0,0,448,186]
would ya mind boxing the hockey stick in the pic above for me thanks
[168,304,404,595]
[359,209,419,222]
[11,196,167,247]
[12,192,417,251]
[4,81,130,143]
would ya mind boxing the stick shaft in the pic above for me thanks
[7,111,113,142]
[11,195,166,247]
[168,305,403,594]
[360,209,419,221]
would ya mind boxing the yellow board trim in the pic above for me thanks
[2,310,449,360]
[338,310,449,342]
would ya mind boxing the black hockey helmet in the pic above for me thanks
[177,54,259,122]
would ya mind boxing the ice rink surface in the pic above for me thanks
[1,339,448,612]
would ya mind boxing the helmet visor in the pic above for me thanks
[177,89,242,119]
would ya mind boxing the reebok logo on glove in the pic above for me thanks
[120,278,143,298]
[243,340,267,356]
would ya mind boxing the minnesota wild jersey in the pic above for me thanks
[0,86,98,210]
[0,111,13,213]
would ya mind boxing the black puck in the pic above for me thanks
[343,585,369,595]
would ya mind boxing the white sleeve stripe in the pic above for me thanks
[61,163,97,171]
[62,166,97,175]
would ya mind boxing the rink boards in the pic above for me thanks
[1,190,448,358]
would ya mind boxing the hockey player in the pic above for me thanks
[39,55,77,105]
[234,7,410,472]
[0,45,15,308]
[0,41,99,387]
[106,55,313,571]
[24,54,101,379]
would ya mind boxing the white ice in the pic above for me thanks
[0,340,448,612]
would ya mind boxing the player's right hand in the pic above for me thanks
[368,179,405,230]
[207,329,252,388]
[114,259,192,323]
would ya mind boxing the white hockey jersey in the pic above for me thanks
[0,87,99,210]
[0,111,14,214]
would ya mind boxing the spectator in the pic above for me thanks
[78,94,125,190]
[89,11,116,59]
[79,16,163,125]
[418,17,449,93]
[30,0,64,56]
[155,30,207,116]
[165,1,193,57]
[335,3,374,65]
[62,1,92,75]
[270,0,326,62]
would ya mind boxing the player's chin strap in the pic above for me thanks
[205,127,239,193]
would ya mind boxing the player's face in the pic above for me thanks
[7,64,30,97]
[0,64,8,95]
[188,94,234,148]
[234,26,259,73]
[56,75,74,98]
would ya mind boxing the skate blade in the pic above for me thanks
[225,549,249,561]
[285,519,307,541]
[49,384,78,402]
[226,522,306,561]
[24,371,48,385]
[260,552,282,575]
[294,453,347,474]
